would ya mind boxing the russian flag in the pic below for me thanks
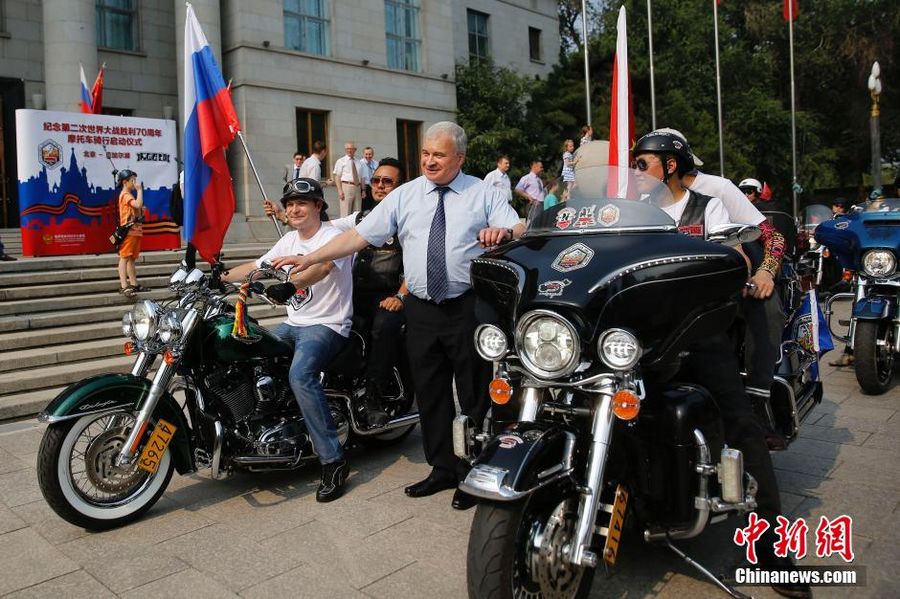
[79,64,93,113]
[607,6,634,199]
[183,2,241,264]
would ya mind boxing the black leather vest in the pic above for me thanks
[353,210,403,293]
[676,190,714,238]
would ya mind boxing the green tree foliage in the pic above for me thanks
[455,0,899,201]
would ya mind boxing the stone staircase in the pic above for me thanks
[0,237,287,421]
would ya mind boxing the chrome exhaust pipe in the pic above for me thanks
[351,412,420,437]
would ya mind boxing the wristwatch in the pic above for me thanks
[394,292,407,302]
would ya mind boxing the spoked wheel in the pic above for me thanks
[37,411,173,530]
[467,490,595,599]
[854,320,896,395]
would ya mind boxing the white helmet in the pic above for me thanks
[738,178,762,193]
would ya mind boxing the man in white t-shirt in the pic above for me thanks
[482,155,512,202]
[224,178,352,503]
[298,141,329,182]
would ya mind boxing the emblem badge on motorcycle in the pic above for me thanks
[835,221,849,229]
[290,287,313,310]
[498,434,523,449]
[575,205,597,228]
[598,204,621,227]
[551,243,594,273]
[537,278,572,298]
[555,207,577,230]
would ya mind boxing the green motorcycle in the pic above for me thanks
[36,262,418,530]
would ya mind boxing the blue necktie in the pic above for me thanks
[427,186,451,303]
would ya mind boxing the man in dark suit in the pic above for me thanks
[283,152,306,183]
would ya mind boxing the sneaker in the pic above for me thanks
[316,459,348,503]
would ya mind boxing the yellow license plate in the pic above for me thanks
[137,419,177,474]
[603,485,629,566]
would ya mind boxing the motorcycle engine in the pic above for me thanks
[204,365,255,420]
[253,416,308,457]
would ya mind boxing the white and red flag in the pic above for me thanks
[783,0,799,22]
[607,5,634,199]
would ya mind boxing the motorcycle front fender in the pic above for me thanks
[460,421,576,502]
[38,373,194,474]
[853,296,894,320]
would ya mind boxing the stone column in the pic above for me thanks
[42,0,97,112]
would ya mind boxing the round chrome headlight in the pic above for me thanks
[158,311,183,344]
[475,324,508,361]
[130,300,160,341]
[515,311,580,378]
[862,249,896,278]
[121,312,134,338]
[597,328,642,370]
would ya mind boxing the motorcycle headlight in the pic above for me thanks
[130,300,160,341]
[515,311,580,379]
[158,311,183,344]
[121,312,134,338]
[862,249,896,278]
[597,328,642,370]
[475,324,508,361]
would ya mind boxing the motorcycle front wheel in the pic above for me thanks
[37,411,174,530]
[467,489,595,599]
[854,320,895,395]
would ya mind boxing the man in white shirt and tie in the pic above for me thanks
[333,142,363,218]
[358,146,379,211]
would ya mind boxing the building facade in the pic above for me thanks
[0,0,559,227]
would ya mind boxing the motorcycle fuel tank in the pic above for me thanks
[198,315,292,364]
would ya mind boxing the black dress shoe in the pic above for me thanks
[404,473,457,497]
[758,554,812,599]
[451,488,477,510]
[0,254,16,262]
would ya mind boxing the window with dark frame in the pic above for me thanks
[467,10,490,60]
[284,0,330,56]
[385,0,421,72]
[96,0,139,51]
[528,26,542,62]
[396,119,421,183]
[296,108,329,169]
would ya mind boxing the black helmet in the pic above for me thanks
[831,197,851,208]
[632,131,695,179]
[280,177,328,212]
[116,169,137,185]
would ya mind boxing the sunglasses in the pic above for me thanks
[371,176,396,187]
[630,158,652,171]
[283,179,318,195]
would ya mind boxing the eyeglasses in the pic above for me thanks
[630,158,652,171]
[283,179,317,194]
[370,176,396,187]
[740,188,756,195]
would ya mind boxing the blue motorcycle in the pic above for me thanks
[817,197,900,394]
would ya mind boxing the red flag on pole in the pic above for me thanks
[607,6,634,199]
[89,65,105,114]
[760,182,773,201]
[783,0,799,21]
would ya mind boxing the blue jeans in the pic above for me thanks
[272,323,347,464]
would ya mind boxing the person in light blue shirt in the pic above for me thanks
[272,121,524,511]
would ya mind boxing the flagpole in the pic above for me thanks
[581,0,591,127]
[647,0,656,130]
[712,0,725,176]
[788,1,799,218]
[236,131,284,237]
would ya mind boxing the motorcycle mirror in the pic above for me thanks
[185,268,205,285]
[707,224,760,246]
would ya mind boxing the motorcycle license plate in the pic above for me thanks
[137,419,177,474]
[603,485,629,566]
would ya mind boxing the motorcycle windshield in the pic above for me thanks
[862,197,900,214]
[802,204,833,231]
[525,165,676,235]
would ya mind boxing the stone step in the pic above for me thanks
[0,386,65,421]
[0,287,173,316]
[0,275,172,301]
[0,355,134,396]
[0,337,126,373]
[0,264,175,288]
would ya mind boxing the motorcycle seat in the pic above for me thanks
[324,329,366,377]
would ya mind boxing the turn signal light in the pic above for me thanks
[489,378,514,405]
[612,389,640,420]
[123,341,135,356]
[163,350,177,365]
[842,269,853,281]
[823,248,830,258]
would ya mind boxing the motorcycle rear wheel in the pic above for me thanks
[467,490,595,599]
[854,320,895,395]
[37,411,174,530]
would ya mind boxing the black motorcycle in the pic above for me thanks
[36,261,418,530]
[453,170,775,598]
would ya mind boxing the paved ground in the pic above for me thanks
[0,358,896,598]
